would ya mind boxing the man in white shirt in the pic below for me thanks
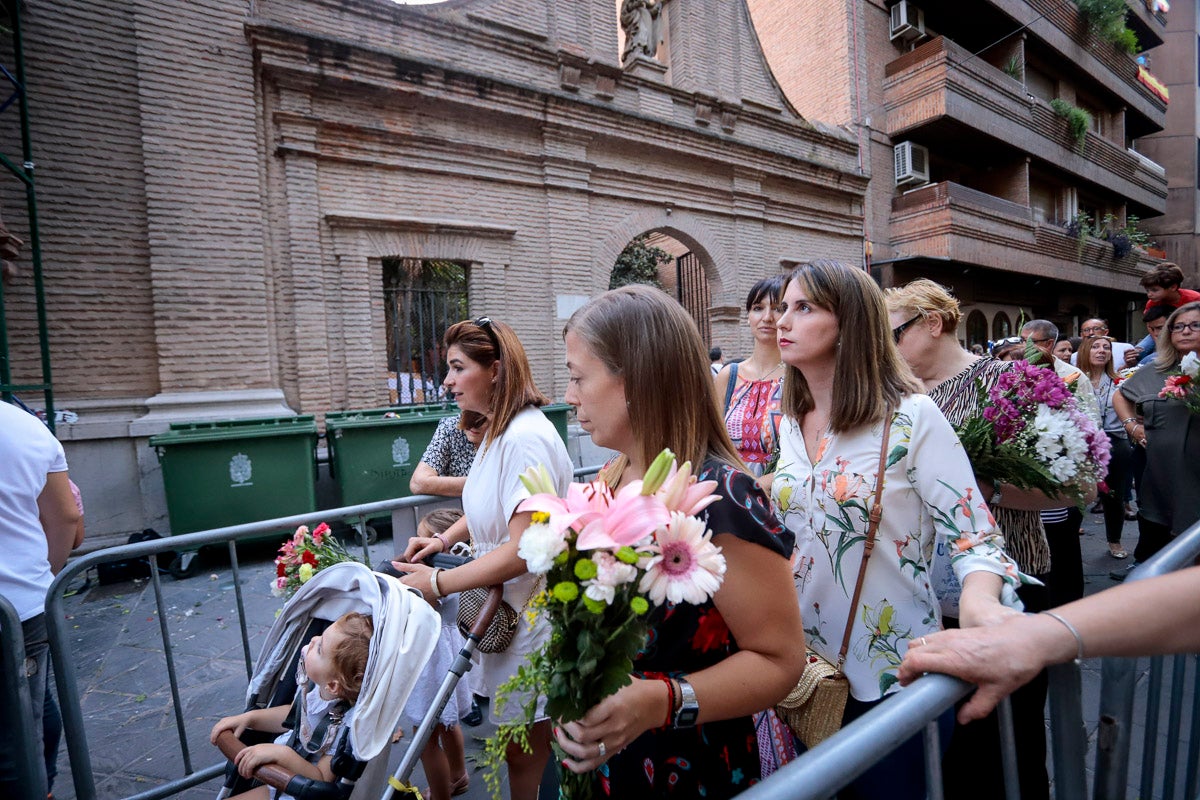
[0,401,80,796]
[1071,318,1136,368]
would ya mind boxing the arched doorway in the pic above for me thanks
[609,231,713,346]
[965,310,988,350]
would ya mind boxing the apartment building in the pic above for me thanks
[1137,0,1200,279]
[752,0,1170,345]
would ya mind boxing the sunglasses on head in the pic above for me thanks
[473,316,501,354]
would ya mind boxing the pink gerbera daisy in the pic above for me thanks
[638,512,726,606]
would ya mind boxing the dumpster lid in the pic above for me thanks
[149,415,318,446]
[324,405,458,430]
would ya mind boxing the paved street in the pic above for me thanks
[47,511,1182,799]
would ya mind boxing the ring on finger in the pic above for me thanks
[920,636,928,647]
[598,740,606,758]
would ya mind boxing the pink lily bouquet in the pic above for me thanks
[481,449,726,800]
[271,522,362,599]
[956,361,1110,504]
[1158,352,1200,414]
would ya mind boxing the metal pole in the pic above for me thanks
[7,0,54,430]
[1047,661,1088,799]
[1095,657,1138,800]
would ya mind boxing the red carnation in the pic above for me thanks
[276,561,286,577]
[301,550,318,566]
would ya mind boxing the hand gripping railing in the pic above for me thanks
[45,464,603,800]
[1092,521,1200,800]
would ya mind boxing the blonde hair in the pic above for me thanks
[782,260,921,431]
[329,611,373,705]
[564,284,744,483]
[883,278,962,331]
[1154,301,1200,371]
[443,318,549,445]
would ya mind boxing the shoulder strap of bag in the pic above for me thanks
[835,404,894,670]
[723,361,739,414]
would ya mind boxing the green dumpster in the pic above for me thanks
[149,415,319,575]
[541,402,572,445]
[325,405,459,507]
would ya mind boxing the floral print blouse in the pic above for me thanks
[772,393,1024,701]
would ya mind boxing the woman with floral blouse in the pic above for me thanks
[769,260,1026,800]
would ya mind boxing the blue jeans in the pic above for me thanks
[0,613,49,798]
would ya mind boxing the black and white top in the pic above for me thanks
[927,356,1052,576]
[420,415,477,478]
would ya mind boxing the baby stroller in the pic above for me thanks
[214,562,441,800]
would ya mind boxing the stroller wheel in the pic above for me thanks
[168,550,202,580]
[355,524,379,547]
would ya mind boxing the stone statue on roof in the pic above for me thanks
[620,0,663,63]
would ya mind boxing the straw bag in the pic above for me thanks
[776,408,892,749]
[457,576,543,654]
[457,587,521,654]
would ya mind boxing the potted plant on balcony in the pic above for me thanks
[1100,213,1152,260]
[1050,98,1091,151]
[1065,211,1093,261]
[1075,0,1142,54]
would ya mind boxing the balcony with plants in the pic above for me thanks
[889,181,1163,290]
[883,36,1167,215]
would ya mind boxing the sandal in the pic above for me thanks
[1108,544,1129,559]
[450,774,471,796]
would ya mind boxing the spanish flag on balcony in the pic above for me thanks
[1137,66,1170,103]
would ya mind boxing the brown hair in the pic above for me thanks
[418,508,464,538]
[1078,335,1119,383]
[883,277,962,331]
[1140,263,1184,290]
[1153,301,1200,371]
[443,318,549,446]
[782,260,921,431]
[329,611,373,705]
[564,284,744,482]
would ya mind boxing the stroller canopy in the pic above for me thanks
[247,562,440,761]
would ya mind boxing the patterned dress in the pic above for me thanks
[598,460,794,798]
[772,394,1024,700]
[724,369,784,477]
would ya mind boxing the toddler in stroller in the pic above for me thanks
[211,562,441,800]
[210,611,372,795]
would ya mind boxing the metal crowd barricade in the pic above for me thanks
[1092,521,1200,800]
[46,464,603,800]
[0,593,48,800]
[740,520,1200,800]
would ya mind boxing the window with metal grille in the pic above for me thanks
[382,259,468,405]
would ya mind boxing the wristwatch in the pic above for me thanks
[672,677,699,728]
[990,478,1003,507]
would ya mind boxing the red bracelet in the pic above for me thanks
[659,677,675,728]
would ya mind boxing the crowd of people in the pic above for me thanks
[7,260,1200,799]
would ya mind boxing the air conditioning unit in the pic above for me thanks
[889,0,926,42]
[894,141,930,186]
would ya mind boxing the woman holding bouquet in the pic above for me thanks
[772,261,1025,800]
[885,279,1060,800]
[1113,301,1200,563]
[392,317,572,800]
[1078,336,1132,559]
[553,285,805,797]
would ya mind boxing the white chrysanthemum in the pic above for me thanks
[1183,351,1200,378]
[517,522,567,574]
[638,512,726,606]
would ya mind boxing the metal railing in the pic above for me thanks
[1093,522,1200,800]
[0,593,48,800]
[46,464,602,800]
[741,521,1200,800]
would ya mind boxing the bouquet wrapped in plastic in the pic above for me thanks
[956,360,1111,504]
[271,522,361,599]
